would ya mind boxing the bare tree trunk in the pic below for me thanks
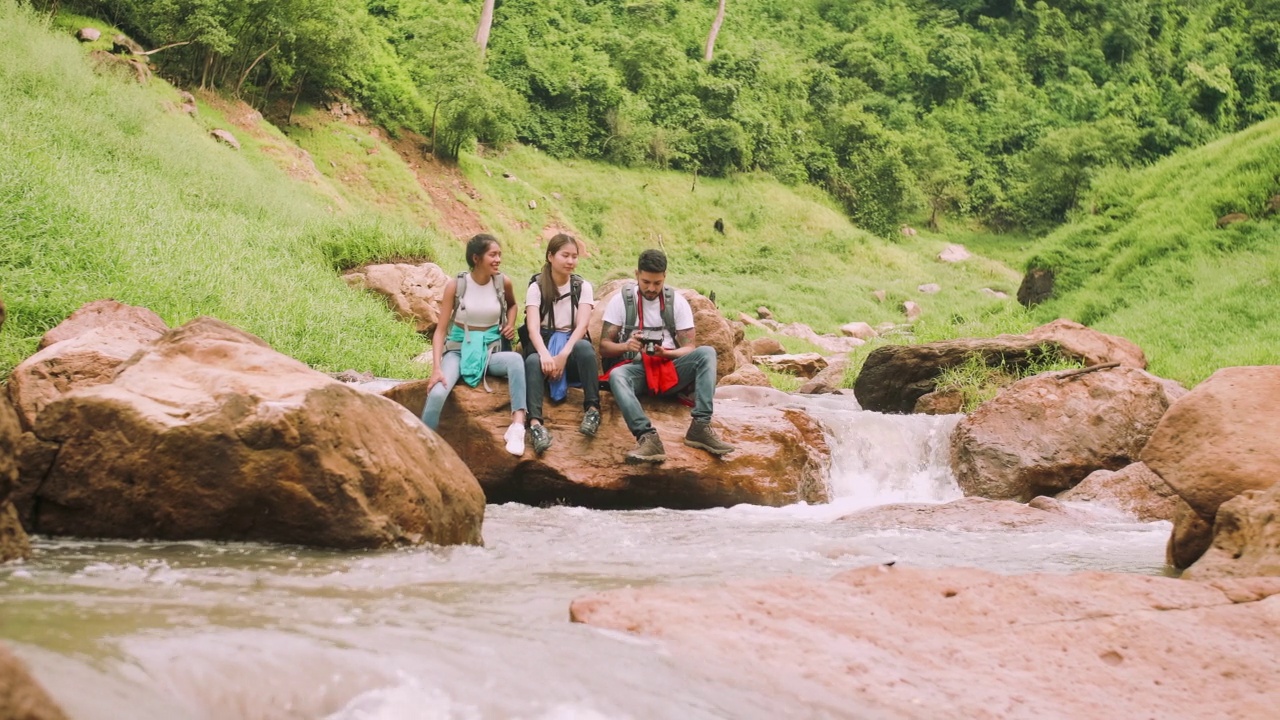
[234,43,278,98]
[286,70,307,125]
[475,0,496,59]
[704,0,726,62]
[431,99,442,155]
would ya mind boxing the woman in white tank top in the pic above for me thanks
[422,234,528,455]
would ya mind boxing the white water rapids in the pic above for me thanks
[0,394,1170,719]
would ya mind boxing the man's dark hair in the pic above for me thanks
[465,233,500,269]
[637,249,667,273]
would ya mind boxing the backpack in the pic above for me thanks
[517,273,585,358]
[601,283,680,371]
[452,271,510,352]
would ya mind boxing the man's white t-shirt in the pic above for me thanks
[525,278,595,332]
[601,285,694,350]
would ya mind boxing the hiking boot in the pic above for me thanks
[624,431,666,464]
[579,407,601,437]
[684,418,735,456]
[503,423,526,456]
[529,423,553,454]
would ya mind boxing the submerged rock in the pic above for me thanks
[1058,462,1185,522]
[570,565,1280,719]
[839,497,1085,531]
[384,381,830,510]
[24,317,484,549]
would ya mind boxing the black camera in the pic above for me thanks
[637,329,665,355]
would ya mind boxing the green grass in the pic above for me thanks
[932,348,1084,412]
[0,2,445,377]
[1018,118,1280,385]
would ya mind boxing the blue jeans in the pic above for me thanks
[608,345,716,439]
[524,339,601,423]
[420,350,527,430]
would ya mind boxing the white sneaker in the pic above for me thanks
[504,423,525,456]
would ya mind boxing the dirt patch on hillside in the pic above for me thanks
[390,131,488,240]
[197,92,337,190]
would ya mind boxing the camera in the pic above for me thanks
[637,329,665,355]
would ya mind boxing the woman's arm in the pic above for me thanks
[501,275,518,340]
[429,278,457,388]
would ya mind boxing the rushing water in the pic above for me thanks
[0,395,1170,719]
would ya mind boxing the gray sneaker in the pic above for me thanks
[684,418,735,456]
[624,431,666,464]
[529,423,553,454]
[579,407,601,437]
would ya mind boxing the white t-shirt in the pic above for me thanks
[525,277,595,332]
[601,285,694,350]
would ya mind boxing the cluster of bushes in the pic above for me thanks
[38,0,1280,234]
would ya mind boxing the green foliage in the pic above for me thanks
[932,347,1084,412]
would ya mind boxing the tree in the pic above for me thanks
[475,0,495,59]
[704,0,726,62]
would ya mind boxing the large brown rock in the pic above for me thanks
[1169,502,1215,570]
[796,356,848,394]
[854,321,1149,413]
[1183,483,1280,580]
[716,364,771,388]
[588,285,739,382]
[748,336,785,356]
[24,317,484,549]
[384,381,830,509]
[951,367,1179,501]
[10,317,167,432]
[840,497,1085,531]
[0,399,30,563]
[1142,366,1280,521]
[36,299,167,351]
[341,262,449,336]
[0,644,69,720]
[1058,462,1185,522]
[1025,318,1148,369]
[570,566,1280,719]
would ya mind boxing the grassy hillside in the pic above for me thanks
[1018,118,1280,384]
[0,3,452,377]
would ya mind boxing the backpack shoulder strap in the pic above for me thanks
[453,271,468,320]
[493,272,507,323]
[621,283,637,333]
[662,287,680,347]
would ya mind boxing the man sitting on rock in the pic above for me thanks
[599,249,736,463]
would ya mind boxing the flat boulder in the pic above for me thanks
[37,299,167,350]
[1183,483,1280,580]
[840,497,1084,531]
[25,317,484,549]
[384,382,830,510]
[1141,366,1280,521]
[1058,462,1185,522]
[854,321,1151,414]
[951,367,1179,501]
[570,566,1280,719]
[749,337,785,356]
[0,643,69,720]
[341,262,449,335]
[755,353,827,379]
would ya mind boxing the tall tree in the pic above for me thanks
[704,0,726,62]
[475,0,495,59]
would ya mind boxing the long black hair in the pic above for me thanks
[465,233,500,269]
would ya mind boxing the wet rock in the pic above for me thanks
[341,262,449,336]
[26,317,484,549]
[570,566,1280,719]
[1169,502,1215,570]
[1183,483,1280,579]
[938,244,971,262]
[1017,267,1055,307]
[0,398,29,562]
[913,389,963,415]
[384,382,830,510]
[796,357,848,395]
[951,367,1180,501]
[0,643,69,720]
[755,353,827,379]
[1142,366,1280,522]
[1058,462,1184,522]
[840,497,1084,531]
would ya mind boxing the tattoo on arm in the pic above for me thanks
[601,322,620,343]
[677,328,696,347]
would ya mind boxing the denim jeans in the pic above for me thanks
[608,345,716,439]
[420,350,527,430]
[524,338,601,423]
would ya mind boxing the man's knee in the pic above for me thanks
[693,345,716,365]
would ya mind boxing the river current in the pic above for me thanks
[0,395,1170,719]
